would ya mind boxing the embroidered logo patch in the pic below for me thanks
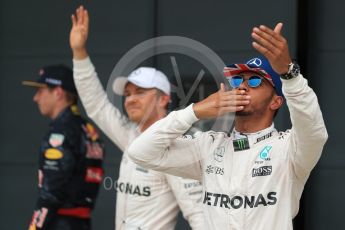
[233,138,250,151]
[259,146,272,160]
[213,146,225,162]
[49,133,65,147]
[83,123,99,141]
[44,148,63,160]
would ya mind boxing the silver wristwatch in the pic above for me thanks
[280,61,300,80]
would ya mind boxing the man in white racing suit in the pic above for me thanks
[128,23,328,229]
[69,6,204,230]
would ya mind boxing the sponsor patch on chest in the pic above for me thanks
[205,165,224,175]
[252,166,272,177]
[254,145,272,165]
[203,191,277,209]
[49,133,64,147]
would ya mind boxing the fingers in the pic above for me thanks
[221,90,250,99]
[252,41,274,60]
[71,5,89,34]
[219,83,225,92]
[74,5,88,25]
[219,98,250,107]
[219,105,245,114]
[252,28,279,49]
[71,6,82,27]
[222,94,250,102]
[77,6,83,25]
[251,26,286,58]
[257,24,284,42]
[194,88,247,119]
[219,91,251,107]
[220,89,246,97]
[84,9,89,29]
[252,24,285,47]
[71,14,76,27]
[274,23,283,34]
[220,90,250,103]
[251,23,291,73]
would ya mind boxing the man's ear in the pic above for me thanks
[53,87,65,101]
[159,94,170,109]
[270,95,284,111]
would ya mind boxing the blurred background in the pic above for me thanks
[0,0,344,229]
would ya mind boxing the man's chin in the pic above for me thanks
[128,113,143,123]
[235,110,252,116]
[38,108,47,116]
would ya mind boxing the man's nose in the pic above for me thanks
[238,80,248,91]
[125,95,138,104]
[33,91,39,102]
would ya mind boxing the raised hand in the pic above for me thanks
[192,83,250,119]
[70,5,89,59]
[251,23,292,74]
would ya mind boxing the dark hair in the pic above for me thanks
[48,86,78,104]
[65,91,78,104]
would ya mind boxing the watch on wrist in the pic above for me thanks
[280,61,300,80]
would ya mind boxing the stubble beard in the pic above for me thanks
[235,106,254,116]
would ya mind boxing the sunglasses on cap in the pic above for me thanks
[229,75,264,88]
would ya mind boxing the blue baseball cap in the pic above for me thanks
[223,56,283,97]
[22,64,78,94]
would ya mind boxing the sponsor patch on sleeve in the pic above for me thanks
[83,123,99,141]
[30,207,48,229]
[86,142,104,159]
[85,167,103,183]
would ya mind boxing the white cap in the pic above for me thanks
[113,67,171,95]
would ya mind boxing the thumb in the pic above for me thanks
[274,22,283,34]
[219,83,226,92]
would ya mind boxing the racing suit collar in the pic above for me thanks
[50,105,74,127]
[232,123,277,147]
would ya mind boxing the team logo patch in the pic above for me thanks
[252,166,272,177]
[256,132,273,144]
[247,57,262,67]
[85,167,103,183]
[86,142,104,159]
[213,146,225,162]
[44,148,63,160]
[49,133,65,147]
[233,138,250,151]
[259,146,272,160]
[205,165,224,175]
[70,105,80,115]
[83,123,99,141]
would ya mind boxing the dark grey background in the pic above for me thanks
[0,0,343,229]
